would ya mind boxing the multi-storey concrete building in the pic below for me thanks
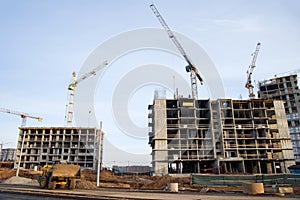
[14,127,103,170]
[148,98,295,175]
[258,74,300,162]
[0,148,16,161]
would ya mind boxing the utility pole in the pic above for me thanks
[16,130,27,177]
[96,121,103,187]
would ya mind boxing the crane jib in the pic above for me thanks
[150,3,204,98]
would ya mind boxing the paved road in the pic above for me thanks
[0,192,69,200]
[0,184,299,200]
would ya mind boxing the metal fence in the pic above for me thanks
[192,174,300,186]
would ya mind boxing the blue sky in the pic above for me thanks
[0,0,300,166]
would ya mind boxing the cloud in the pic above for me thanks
[211,17,263,32]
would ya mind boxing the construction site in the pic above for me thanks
[1,2,300,199]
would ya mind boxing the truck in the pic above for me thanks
[37,160,81,190]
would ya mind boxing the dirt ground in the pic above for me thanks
[1,168,299,195]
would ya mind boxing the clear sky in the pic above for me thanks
[0,0,299,167]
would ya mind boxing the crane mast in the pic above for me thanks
[245,42,261,99]
[66,60,109,127]
[0,108,43,127]
[150,4,203,99]
[0,108,43,177]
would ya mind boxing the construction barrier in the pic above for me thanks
[192,174,300,186]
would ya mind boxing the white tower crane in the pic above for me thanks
[66,60,109,127]
[0,108,43,127]
[245,42,261,99]
[150,4,204,99]
[0,108,43,176]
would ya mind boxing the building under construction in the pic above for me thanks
[148,97,295,175]
[0,148,16,162]
[258,73,300,162]
[14,127,103,170]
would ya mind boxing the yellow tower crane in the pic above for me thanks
[245,42,261,99]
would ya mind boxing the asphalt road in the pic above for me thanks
[0,192,71,200]
[0,184,299,200]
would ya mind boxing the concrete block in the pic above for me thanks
[168,182,178,193]
[278,187,294,194]
[242,182,264,195]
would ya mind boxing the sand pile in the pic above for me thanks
[2,176,39,186]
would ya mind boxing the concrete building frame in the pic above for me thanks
[148,98,295,175]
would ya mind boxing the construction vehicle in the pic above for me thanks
[245,42,261,99]
[37,160,81,190]
[150,4,204,99]
[66,60,109,127]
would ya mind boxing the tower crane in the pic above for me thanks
[245,42,261,99]
[66,60,109,127]
[0,108,43,176]
[150,4,204,99]
[0,108,43,127]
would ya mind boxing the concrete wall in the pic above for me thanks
[274,100,296,171]
[152,99,168,175]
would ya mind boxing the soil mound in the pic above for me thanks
[76,180,97,189]
[2,176,38,186]
[0,169,15,181]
